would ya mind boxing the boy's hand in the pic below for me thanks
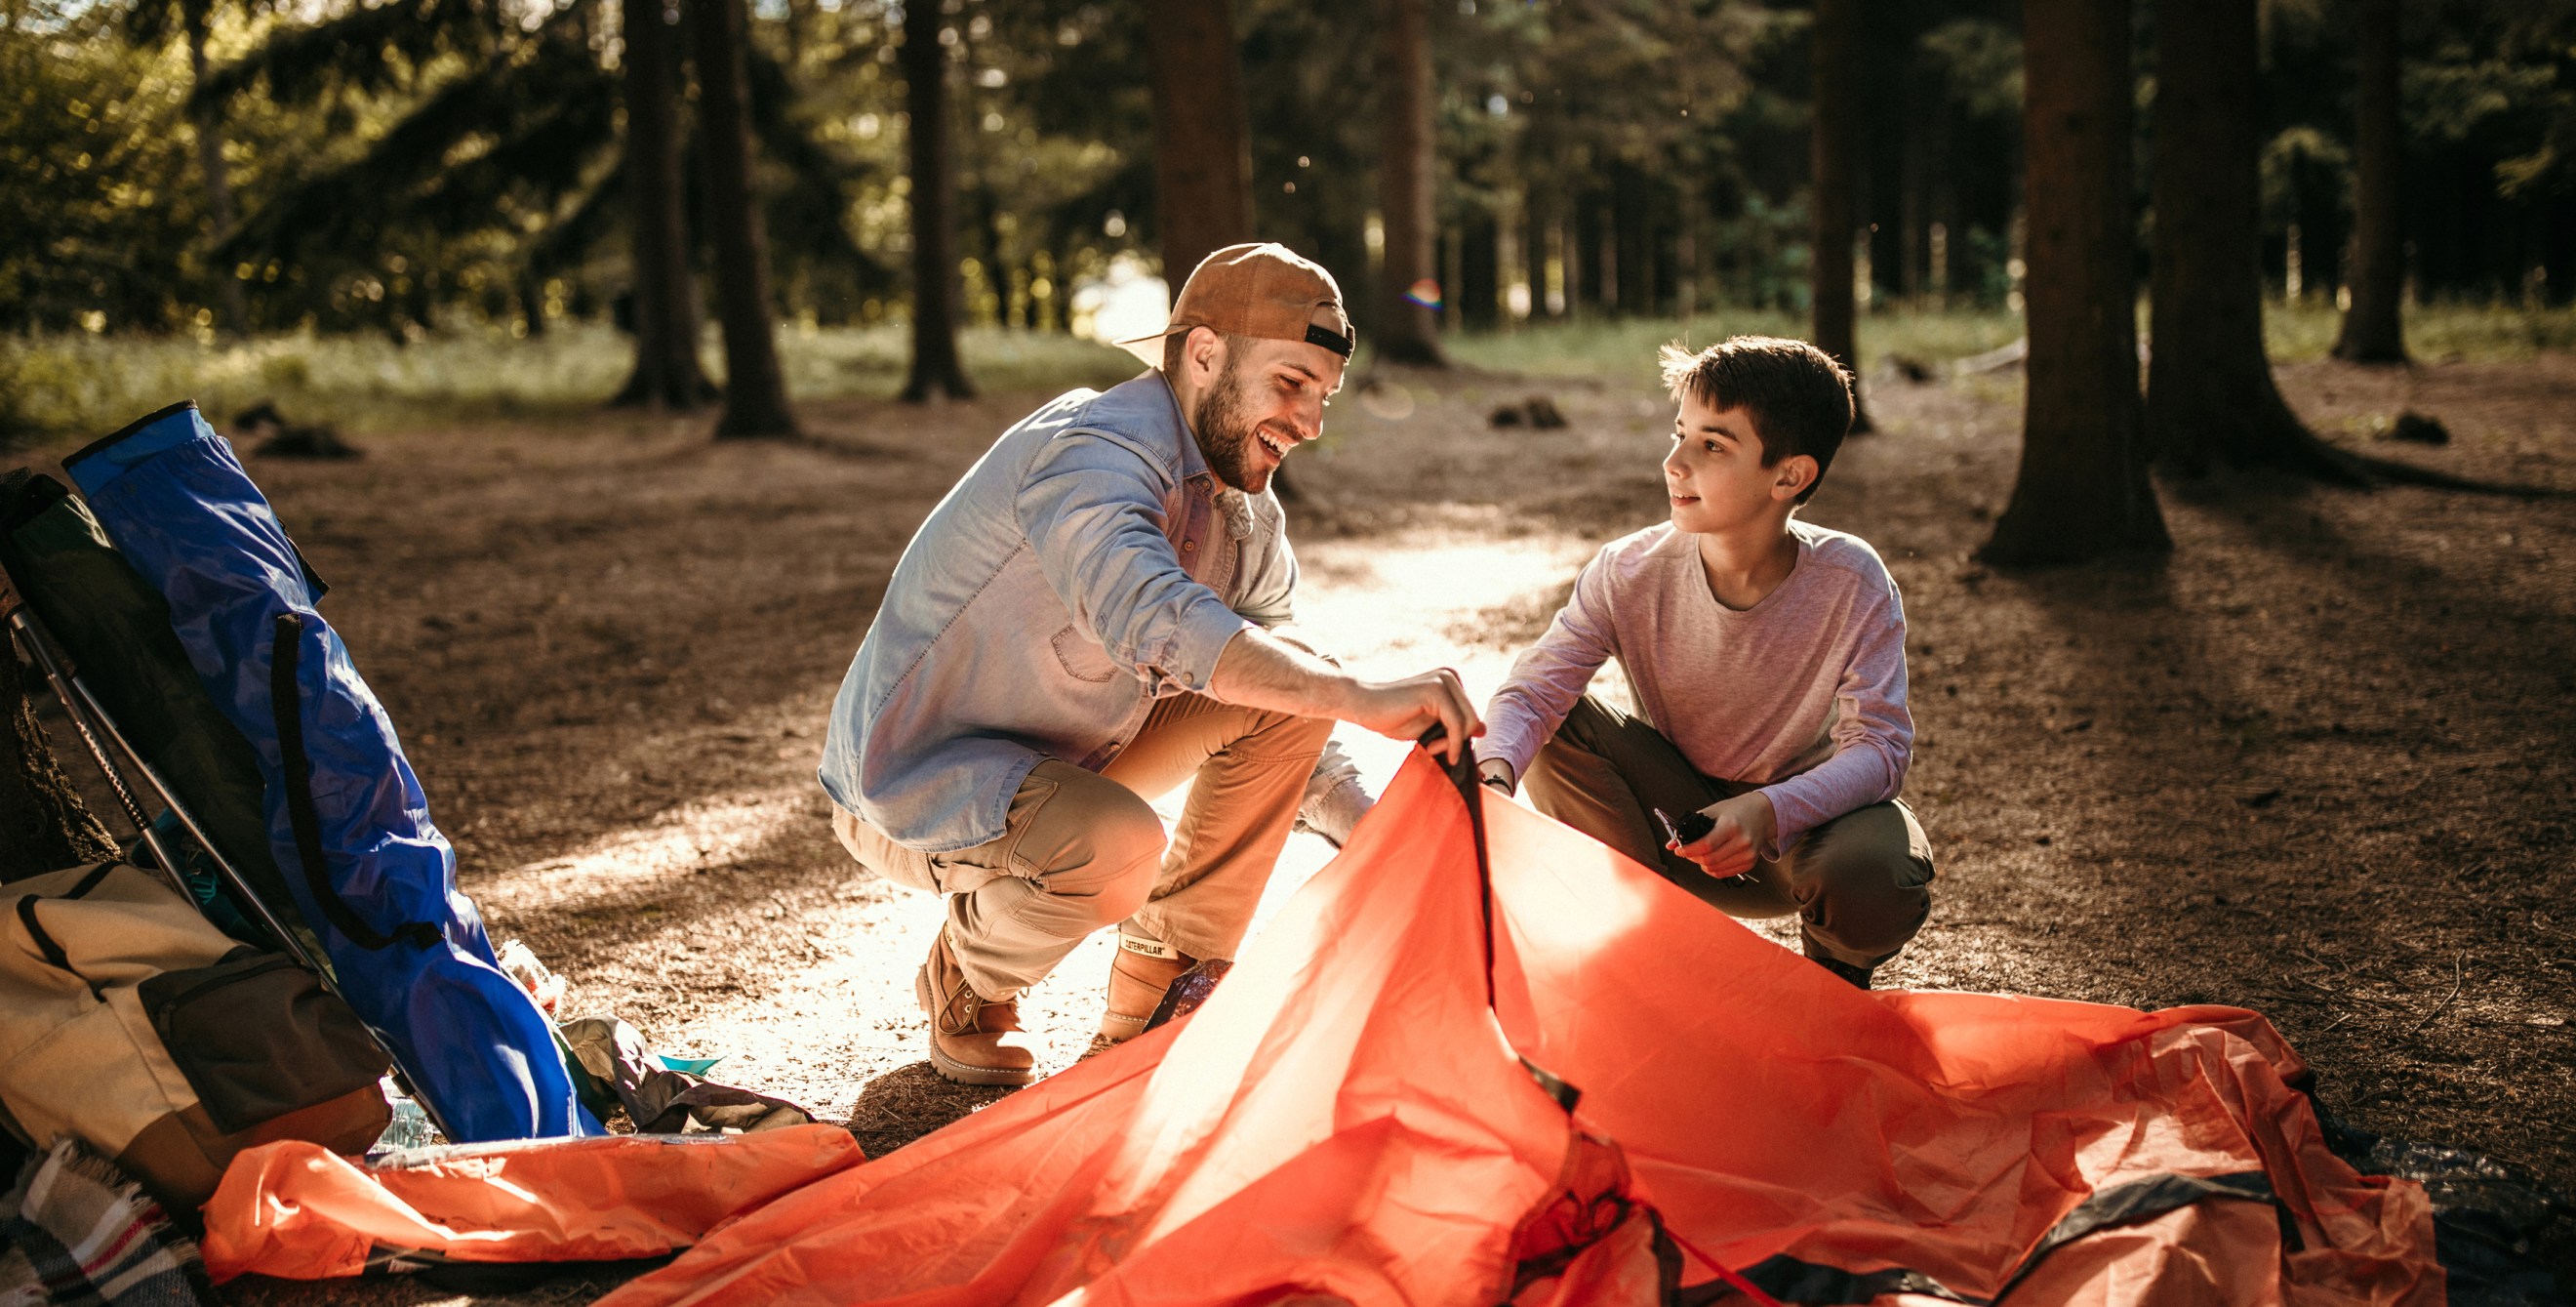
[1670,792,1778,879]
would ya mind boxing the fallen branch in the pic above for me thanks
[2399,952,2466,1037]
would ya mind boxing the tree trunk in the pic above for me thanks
[1981,0,2168,566]
[691,0,799,438]
[2332,0,2405,363]
[2147,0,2359,481]
[1,646,119,881]
[1809,0,1872,432]
[1572,197,1602,315]
[901,0,975,402]
[1371,0,1444,365]
[1145,0,1255,284]
[1461,210,1499,330]
[1613,162,1651,319]
[613,0,714,410]
[1523,193,1551,320]
[517,264,548,339]
[184,13,251,336]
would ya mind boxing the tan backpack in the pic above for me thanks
[0,864,391,1212]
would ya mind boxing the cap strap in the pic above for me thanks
[1305,322,1354,358]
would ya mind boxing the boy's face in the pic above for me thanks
[1662,393,1801,534]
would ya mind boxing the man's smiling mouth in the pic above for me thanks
[1258,429,1292,460]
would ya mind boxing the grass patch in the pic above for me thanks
[0,323,1141,451]
[1443,301,2576,383]
[7,302,2567,451]
[1444,307,2026,384]
[2260,300,2576,363]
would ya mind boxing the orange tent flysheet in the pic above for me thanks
[591,752,2437,1305]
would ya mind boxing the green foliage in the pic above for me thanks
[1918,17,2022,122]
[0,11,206,333]
[3,0,2572,360]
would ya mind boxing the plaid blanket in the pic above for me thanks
[0,1139,211,1306]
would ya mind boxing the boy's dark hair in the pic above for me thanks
[1657,336,1854,505]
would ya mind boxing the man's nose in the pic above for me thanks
[1288,400,1323,441]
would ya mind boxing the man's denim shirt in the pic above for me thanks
[820,372,1296,852]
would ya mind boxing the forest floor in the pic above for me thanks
[82,346,2569,1302]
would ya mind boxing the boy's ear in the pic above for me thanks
[1771,454,1819,502]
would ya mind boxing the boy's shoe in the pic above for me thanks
[1293,741,1375,849]
[915,931,1037,1086]
[1099,933,1197,1042]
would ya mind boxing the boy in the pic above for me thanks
[1477,337,1932,988]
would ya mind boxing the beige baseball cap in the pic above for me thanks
[1117,242,1355,367]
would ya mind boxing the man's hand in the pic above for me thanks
[1670,791,1777,880]
[1208,632,1480,763]
[1342,669,1482,764]
[1477,757,1516,794]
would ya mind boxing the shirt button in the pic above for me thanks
[1183,541,1196,551]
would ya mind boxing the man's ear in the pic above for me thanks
[1772,455,1819,501]
[1187,326,1228,382]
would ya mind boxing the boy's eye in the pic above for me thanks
[1704,439,1720,453]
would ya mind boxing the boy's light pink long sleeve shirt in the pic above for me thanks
[1481,518,1914,852]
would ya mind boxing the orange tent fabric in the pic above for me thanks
[199,1124,865,1281]
[588,754,2437,1306]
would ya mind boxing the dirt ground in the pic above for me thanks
[152,347,2573,1302]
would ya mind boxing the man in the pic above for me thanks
[821,244,1479,1086]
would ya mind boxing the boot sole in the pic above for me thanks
[916,964,1037,1087]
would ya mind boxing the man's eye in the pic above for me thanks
[1704,439,1720,453]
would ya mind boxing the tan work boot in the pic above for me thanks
[1097,932,1198,1042]
[914,931,1038,1086]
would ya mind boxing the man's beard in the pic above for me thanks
[1191,363,1273,495]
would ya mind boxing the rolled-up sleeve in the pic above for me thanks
[1016,430,1250,695]
[1482,548,1621,785]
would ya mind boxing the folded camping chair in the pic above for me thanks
[0,470,314,957]
[18,401,594,1144]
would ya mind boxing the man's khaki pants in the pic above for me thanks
[832,694,1334,1001]
[1523,695,1934,970]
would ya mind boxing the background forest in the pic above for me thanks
[3,0,2573,438]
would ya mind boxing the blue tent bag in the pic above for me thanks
[66,402,598,1143]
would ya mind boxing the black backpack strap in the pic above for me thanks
[14,895,101,1001]
[270,613,438,951]
[14,896,74,975]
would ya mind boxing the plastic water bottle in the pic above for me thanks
[373,1083,438,1153]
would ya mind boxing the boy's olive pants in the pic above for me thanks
[1522,695,1934,970]
[831,692,1333,1002]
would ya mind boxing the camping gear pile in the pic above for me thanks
[0,400,597,1223]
